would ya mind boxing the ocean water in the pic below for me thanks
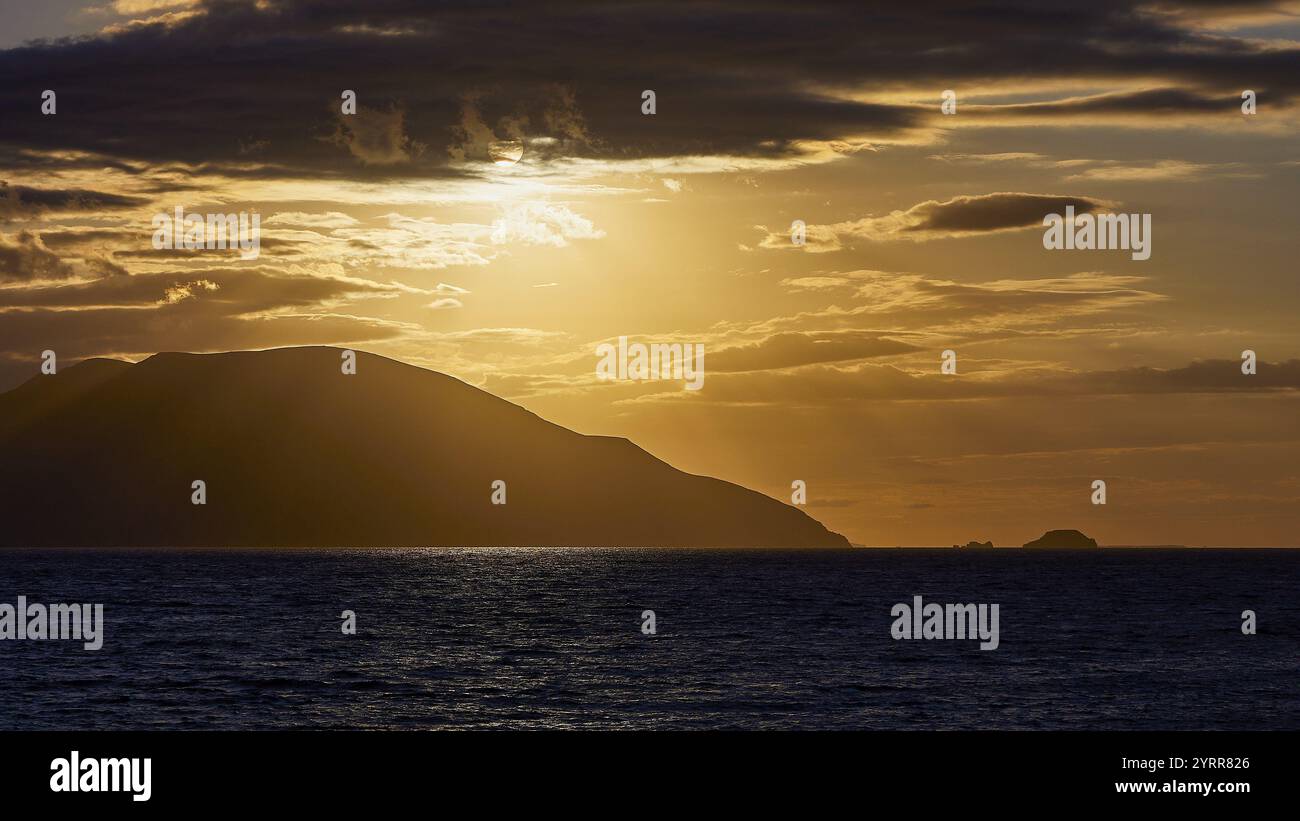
[0,548,1296,730]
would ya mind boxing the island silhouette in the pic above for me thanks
[951,532,1102,550]
[953,531,1101,548]
[1022,529,1099,548]
[0,347,850,548]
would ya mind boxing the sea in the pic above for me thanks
[1,547,1296,730]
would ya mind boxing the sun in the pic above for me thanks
[488,139,524,166]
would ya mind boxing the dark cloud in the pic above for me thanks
[709,332,919,372]
[1078,358,1300,393]
[760,193,1115,249]
[635,358,1300,405]
[0,307,410,392]
[0,226,429,390]
[901,193,1108,234]
[36,228,141,251]
[0,260,425,390]
[110,236,310,260]
[0,230,76,281]
[807,498,860,508]
[969,87,1255,120]
[0,265,418,310]
[0,0,1293,177]
[0,181,147,218]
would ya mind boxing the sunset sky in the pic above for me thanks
[1,0,1298,546]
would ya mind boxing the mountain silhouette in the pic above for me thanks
[0,347,850,548]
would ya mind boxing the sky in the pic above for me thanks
[1,0,1298,547]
